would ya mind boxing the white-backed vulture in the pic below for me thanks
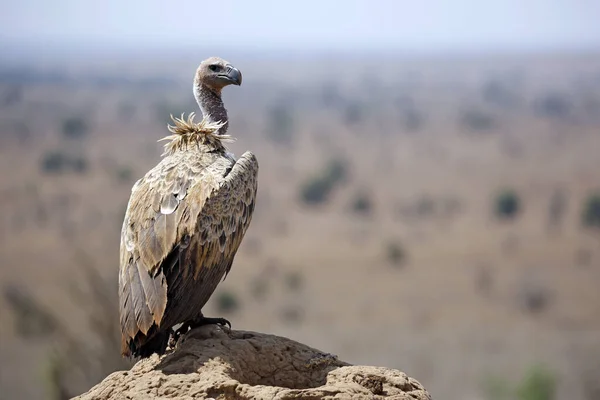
[118,57,258,358]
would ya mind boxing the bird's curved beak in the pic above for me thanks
[221,65,242,86]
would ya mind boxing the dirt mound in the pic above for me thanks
[74,325,430,400]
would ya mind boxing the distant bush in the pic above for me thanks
[484,364,557,400]
[495,190,520,220]
[70,156,88,173]
[40,150,88,174]
[482,79,519,109]
[350,191,373,215]
[326,159,348,184]
[461,109,495,132]
[518,278,552,314]
[300,177,335,205]
[299,158,349,205]
[416,196,435,217]
[284,271,303,292]
[115,166,134,183]
[386,241,406,267]
[441,196,463,217]
[41,151,69,173]
[581,193,600,228]
[215,291,240,314]
[516,365,557,400]
[534,92,571,119]
[62,117,88,139]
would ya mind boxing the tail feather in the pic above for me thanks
[122,328,170,358]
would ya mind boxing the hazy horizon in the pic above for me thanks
[1,0,599,58]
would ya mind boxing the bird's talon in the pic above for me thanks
[189,316,232,331]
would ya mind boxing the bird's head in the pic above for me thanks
[195,56,242,93]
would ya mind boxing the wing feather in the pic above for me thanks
[136,262,167,325]
[127,260,153,334]
[118,270,137,340]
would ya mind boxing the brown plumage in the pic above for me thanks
[118,57,258,358]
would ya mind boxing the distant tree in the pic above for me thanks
[40,150,88,174]
[325,158,348,185]
[284,271,303,292]
[300,176,334,205]
[62,117,88,140]
[460,109,495,132]
[70,156,88,173]
[482,79,519,109]
[582,192,600,228]
[350,191,373,216]
[299,158,350,206]
[41,151,69,174]
[534,92,572,119]
[518,280,551,314]
[416,196,435,217]
[495,190,521,220]
[115,166,134,183]
[386,241,406,267]
[215,291,240,314]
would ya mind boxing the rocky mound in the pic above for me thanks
[75,325,431,399]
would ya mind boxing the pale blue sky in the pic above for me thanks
[1,0,599,53]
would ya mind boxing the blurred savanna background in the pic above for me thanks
[1,1,600,399]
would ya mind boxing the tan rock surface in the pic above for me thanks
[74,325,431,400]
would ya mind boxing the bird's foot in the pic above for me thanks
[189,316,232,330]
[170,316,231,346]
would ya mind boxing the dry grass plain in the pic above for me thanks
[0,51,599,399]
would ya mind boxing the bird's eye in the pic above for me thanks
[208,65,220,72]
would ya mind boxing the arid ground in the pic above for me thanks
[0,51,599,400]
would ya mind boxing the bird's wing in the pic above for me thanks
[119,151,258,349]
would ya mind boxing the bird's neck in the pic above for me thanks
[194,84,229,134]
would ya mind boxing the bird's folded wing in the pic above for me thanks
[118,151,258,340]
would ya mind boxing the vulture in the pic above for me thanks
[118,57,258,358]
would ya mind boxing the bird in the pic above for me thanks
[118,57,258,358]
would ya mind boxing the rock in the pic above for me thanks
[74,325,431,400]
